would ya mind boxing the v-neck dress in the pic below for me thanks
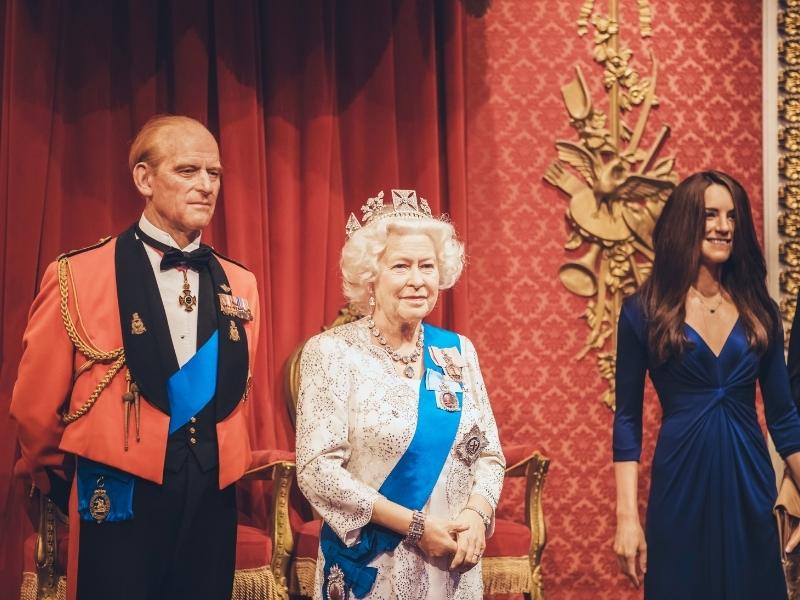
[613,295,800,600]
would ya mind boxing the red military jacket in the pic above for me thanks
[11,230,260,493]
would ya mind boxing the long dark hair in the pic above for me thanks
[639,170,774,363]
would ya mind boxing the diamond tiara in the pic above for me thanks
[345,189,434,238]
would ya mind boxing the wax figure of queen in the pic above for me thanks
[295,190,505,599]
[10,115,260,600]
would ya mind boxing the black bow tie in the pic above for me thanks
[135,226,212,271]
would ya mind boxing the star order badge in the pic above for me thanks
[454,424,489,466]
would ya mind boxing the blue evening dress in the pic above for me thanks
[613,295,800,600]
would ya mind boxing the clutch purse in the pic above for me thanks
[775,472,800,599]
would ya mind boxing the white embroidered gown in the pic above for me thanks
[295,319,506,600]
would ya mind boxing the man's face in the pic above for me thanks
[139,124,222,241]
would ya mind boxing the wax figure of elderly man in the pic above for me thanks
[11,115,260,600]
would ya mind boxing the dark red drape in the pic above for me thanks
[0,1,470,595]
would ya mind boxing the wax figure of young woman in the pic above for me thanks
[295,190,505,599]
[613,170,800,599]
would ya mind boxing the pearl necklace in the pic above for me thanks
[366,319,424,378]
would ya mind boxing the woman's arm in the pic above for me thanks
[613,462,646,587]
[295,335,383,545]
[760,303,800,537]
[449,337,506,571]
[612,300,649,587]
[760,306,800,553]
[371,499,462,558]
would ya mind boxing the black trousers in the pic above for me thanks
[77,456,237,600]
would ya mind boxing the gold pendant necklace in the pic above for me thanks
[691,286,723,314]
[178,269,197,312]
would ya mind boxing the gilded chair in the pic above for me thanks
[19,450,297,600]
[284,307,551,599]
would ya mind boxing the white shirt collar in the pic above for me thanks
[138,214,202,252]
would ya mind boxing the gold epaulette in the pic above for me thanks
[57,235,113,261]
[57,252,126,424]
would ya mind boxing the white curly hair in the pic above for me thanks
[341,216,465,314]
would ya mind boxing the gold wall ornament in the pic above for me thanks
[780,126,800,152]
[781,2,800,333]
[780,240,800,268]
[544,0,677,410]
[781,97,800,123]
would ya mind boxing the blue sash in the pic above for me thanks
[167,331,219,433]
[319,323,462,599]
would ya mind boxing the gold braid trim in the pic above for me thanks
[57,256,126,424]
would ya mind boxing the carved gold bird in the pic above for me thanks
[545,141,672,246]
[554,141,672,208]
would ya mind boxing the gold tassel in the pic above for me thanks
[480,556,534,595]
[289,557,318,596]
[20,572,67,600]
[231,566,277,600]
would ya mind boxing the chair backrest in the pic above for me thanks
[284,304,364,428]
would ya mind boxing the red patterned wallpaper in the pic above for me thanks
[464,1,763,598]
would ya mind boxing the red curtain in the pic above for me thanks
[0,1,470,594]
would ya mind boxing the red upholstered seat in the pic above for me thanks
[249,449,296,469]
[235,524,274,570]
[292,515,531,559]
[485,518,531,557]
[295,518,323,559]
[503,444,542,472]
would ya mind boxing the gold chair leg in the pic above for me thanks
[524,454,551,600]
[270,462,296,600]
